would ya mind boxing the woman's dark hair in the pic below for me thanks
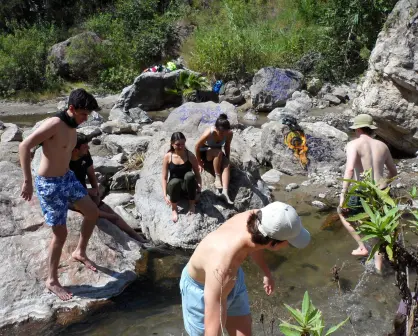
[68,88,100,111]
[247,211,283,247]
[168,132,186,152]
[215,113,231,131]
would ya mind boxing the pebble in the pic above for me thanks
[312,200,327,209]
[285,183,299,192]
[318,193,326,199]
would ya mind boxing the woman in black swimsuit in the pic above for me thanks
[162,132,202,222]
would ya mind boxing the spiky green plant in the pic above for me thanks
[280,291,349,336]
[165,71,210,103]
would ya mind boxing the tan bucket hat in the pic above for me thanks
[350,114,377,129]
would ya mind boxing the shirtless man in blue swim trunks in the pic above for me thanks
[19,88,100,301]
[180,201,310,336]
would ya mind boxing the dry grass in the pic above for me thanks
[123,152,146,172]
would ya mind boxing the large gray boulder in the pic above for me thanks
[134,103,269,248]
[161,101,238,135]
[134,133,270,249]
[250,67,304,112]
[259,121,348,175]
[48,32,103,79]
[353,0,418,155]
[114,70,189,112]
[0,161,142,329]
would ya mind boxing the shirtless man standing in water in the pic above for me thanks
[19,89,99,300]
[180,201,310,336]
[338,114,397,270]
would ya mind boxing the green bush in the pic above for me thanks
[183,0,324,80]
[0,24,61,97]
[83,0,183,90]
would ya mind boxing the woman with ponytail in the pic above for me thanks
[195,113,234,204]
[162,132,202,222]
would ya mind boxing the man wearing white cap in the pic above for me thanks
[338,114,397,268]
[179,201,310,336]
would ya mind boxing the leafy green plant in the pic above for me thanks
[352,201,401,261]
[280,291,349,336]
[166,71,210,102]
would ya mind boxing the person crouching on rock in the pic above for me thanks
[162,132,202,223]
[195,113,234,205]
[69,133,150,247]
[19,88,99,301]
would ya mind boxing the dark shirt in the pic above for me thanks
[69,152,93,188]
[168,151,192,181]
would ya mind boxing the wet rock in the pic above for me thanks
[261,169,283,184]
[353,0,418,155]
[1,123,22,142]
[285,183,299,192]
[244,111,258,121]
[103,135,151,156]
[323,94,341,105]
[0,161,143,329]
[312,200,328,210]
[110,170,141,190]
[92,156,123,175]
[92,138,101,145]
[250,67,304,112]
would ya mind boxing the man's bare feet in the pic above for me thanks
[46,280,73,301]
[172,210,178,223]
[352,246,369,256]
[72,252,97,271]
[188,202,196,215]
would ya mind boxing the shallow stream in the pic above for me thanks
[55,182,403,336]
[1,103,405,335]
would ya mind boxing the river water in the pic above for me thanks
[2,105,403,335]
[55,181,402,336]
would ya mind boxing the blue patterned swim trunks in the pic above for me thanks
[35,170,87,226]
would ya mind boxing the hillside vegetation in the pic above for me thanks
[0,0,396,99]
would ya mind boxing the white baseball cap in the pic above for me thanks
[258,202,310,248]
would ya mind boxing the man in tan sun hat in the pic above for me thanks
[338,114,397,270]
[180,201,310,336]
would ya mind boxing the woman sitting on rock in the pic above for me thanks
[195,113,234,204]
[162,132,202,222]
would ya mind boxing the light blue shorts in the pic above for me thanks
[180,264,250,336]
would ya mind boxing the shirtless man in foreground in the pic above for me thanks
[19,88,100,300]
[180,201,310,336]
[338,114,397,270]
